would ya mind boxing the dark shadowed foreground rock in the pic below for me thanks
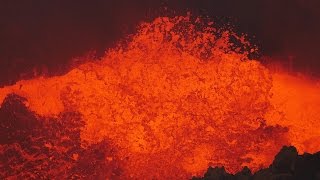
[193,146,320,180]
[0,94,122,179]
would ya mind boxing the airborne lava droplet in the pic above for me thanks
[0,16,319,179]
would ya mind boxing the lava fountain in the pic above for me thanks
[0,16,319,179]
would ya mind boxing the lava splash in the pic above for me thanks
[0,16,319,179]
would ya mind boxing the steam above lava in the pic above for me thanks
[0,16,319,179]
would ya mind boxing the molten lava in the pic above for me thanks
[0,16,319,179]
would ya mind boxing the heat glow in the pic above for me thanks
[0,16,319,179]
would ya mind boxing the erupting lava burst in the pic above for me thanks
[1,16,320,179]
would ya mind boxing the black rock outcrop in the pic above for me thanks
[193,146,320,180]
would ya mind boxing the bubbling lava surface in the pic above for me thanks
[0,16,320,179]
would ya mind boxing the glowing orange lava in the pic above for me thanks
[0,16,319,179]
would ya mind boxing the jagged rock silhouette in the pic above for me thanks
[193,146,320,180]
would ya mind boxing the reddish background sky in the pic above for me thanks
[1,0,320,86]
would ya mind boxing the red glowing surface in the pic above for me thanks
[0,16,319,179]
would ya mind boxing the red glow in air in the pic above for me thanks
[0,16,319,179]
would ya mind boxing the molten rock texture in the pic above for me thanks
[193,146,320,180]
[0,16,320,179]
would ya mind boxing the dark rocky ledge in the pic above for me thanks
[192,146,320,180]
